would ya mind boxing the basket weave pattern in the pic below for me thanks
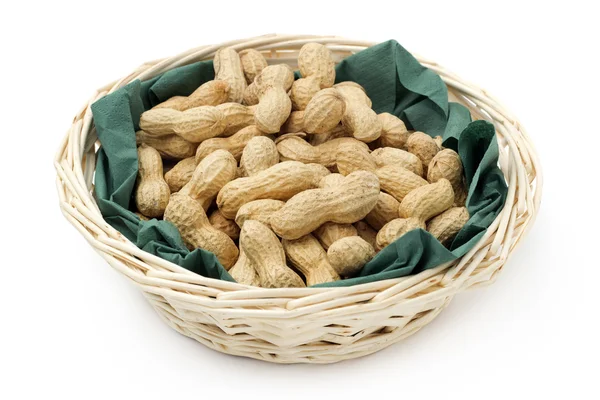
[55,34,542,364]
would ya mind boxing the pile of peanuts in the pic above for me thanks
[133,43,470,288]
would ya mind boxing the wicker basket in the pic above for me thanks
[54,34,542,364]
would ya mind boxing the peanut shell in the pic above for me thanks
[376,218,425,250]
[427,149,467,205]
[290,76,321,111]
[180,149,237,211]
[398,179,455,222]
[376,113,411,149]
[270,170,380,240]
[239,49,268,84]
[216,103,256,136]
[277,136,369,168]
[254,87,292,133]
[209,209,240,240]
[136,130,198,160]
[195,125,265,162]
[354,221,378,249]
[375,165,428,202]
[406,132,440,174]
[371,147,423,177]
[240,220,305,288]
[327,236,375,277]
[298,43,336,88]
[164,192,238,268]
[214,47,247,103]
[335,142,377,176]
[313,222,357,250]
[228,251,260,286]
[303,88,346,134]
[164,157,196,192]
[282,234,340,286]
[235,199,285,229]
[217,161,330,219]
[135,144,170,218]
[318,173,345,189]
[427,206,469,246]
[239,136,279,177]
[365,192,401,230]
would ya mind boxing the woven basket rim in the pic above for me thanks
[54,34,543,363]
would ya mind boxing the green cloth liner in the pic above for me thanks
[91,40,507,287]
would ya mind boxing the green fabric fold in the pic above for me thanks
[91,40,507,287]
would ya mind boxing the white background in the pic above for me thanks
[1,1,599,399]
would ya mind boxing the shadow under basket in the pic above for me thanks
[55,34,542,364]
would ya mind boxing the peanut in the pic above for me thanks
[376,164,428,202]
[398,178,455,222]
[252,65,294,133]
[136,130,197,159]
[194,125,265,162]
[209,209,240,240]
[334,82,382,143]
[333,143,428,202]
[244,64,295,106]
[180,149,237,211]
[298,43,336,88]
[313,222,357,250]
[282,234,340,286]
[213,47,247,103]
[164,157,196,192]
[235,199,285,229]
[365,192,400,230]
[334,81,372,103]
[280,111,305,133]
[270,170,380,240]
[135,212,149,221]
[335,141,377,175]
[309,125,349,145]
[314,174,362,250]
[216,103,256,136]
[290,76,321,111]
[135,144,170,218]
[217,161,330,219]
[303,88,346,134]
[274,132,307,143]
[240,220,305,288]
[318,173,345,189]
[427,149,467,205]
[151,96,187,111]
[139,106,226,143]
[376,218,425,250]
[327,236,375,277]
[239,136,279,177]
[371,147,423,177]
[242,82,260,106]
[277,136,369,168]
[406,132,440,174]
[375,113,411,149]
[239,49,268,84]
[164,192,238,268]
[354,221,378,249]
[427,206,469,246]
[228,251,260,286]
[280,111,348,142]
[152,80,230,111]
[434,136,443,149]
